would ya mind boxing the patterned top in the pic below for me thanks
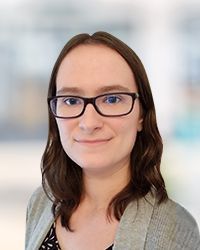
[39,222,60,250]
[39,222,113,250]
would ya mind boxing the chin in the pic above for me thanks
[77,161,106,170]
[73,158,109,172]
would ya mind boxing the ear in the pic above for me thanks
[137,117,143,132]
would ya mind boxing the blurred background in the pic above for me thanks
[0,0,200,249]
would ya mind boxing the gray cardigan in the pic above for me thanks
[25,187,200,249]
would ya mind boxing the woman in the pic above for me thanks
[25,31,200,249]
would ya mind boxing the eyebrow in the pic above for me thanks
[56,84,131,96]
[56,87,83,95]
[96,85,131,94]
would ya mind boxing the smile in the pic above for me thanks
[74,138,111,146]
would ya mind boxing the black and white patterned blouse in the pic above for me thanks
[39,222,113,250]
[39,222,61,250]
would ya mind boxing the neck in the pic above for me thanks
[82,164,130,210]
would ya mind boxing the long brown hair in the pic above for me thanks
[41,31,168,231]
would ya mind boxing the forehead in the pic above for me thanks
[56,44,137,95]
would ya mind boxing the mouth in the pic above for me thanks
[74,138,111,146]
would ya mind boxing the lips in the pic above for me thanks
[74,138,111,144]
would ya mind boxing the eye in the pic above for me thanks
[63,97,82,106]
[104,95,122,104]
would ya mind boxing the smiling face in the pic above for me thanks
[55,44,143,176]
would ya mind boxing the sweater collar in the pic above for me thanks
[114,191,156,250]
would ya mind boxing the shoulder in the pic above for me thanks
[26,186,52,218]
[114,194,200,249]
[25,186,54,249]
[147,197,200,249]
[155,198,198,230]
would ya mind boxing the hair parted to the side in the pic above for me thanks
[41,31,168,231]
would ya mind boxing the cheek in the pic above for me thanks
[116,116,140,148]
[56,120,74,147]
[119,115,139,134]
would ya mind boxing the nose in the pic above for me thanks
[78,104,103,133]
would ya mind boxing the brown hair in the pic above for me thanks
[41,31,168,231]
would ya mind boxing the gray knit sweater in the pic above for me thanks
[25,187,200,249]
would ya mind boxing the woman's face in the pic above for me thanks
[55,44,143,176]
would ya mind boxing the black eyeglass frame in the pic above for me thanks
[48,92,139,119]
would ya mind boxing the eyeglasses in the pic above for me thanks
[48,92,139,119]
